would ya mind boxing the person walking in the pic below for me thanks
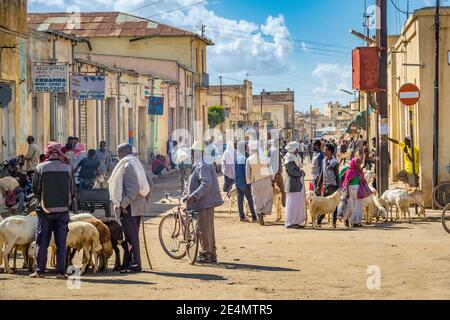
[235,141,257,222]
[96,141,110,176]
[311,140,324,195]
[222,141,236,193]
[316,143,341,229]
[246,141,274,226]
[30,142,75,279]
[166,138,178,170]
[268,139,286,207]
[109,143,151,273]
[340,157,372,227]
[307,140,314,163]
[284,142,306,229]
[23,136,40,175]
[298,140,305,165]
[186,141,223,263]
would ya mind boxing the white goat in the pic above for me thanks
[362,187,387,224]
[28,241,36,272]
[380,188,426,223]
[70,213,96,222]
[0,215,38,273]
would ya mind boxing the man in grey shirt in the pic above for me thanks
[96,141,109,175]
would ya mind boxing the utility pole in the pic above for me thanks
[50,35,57,141]
[433,0,441,207]
[219,75,223,106]
[201,24,206,37]
[376,0,389,195]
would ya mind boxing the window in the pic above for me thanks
[196,48,199,72]
[338,112,342,117]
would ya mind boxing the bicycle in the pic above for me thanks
[433,164,450,210]
[158,193,200,264]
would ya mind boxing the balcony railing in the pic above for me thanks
[194,72,209,89]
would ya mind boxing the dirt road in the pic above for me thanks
[1,164,450,300]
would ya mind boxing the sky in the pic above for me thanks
[28,0,437,112]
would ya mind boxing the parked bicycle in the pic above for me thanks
[438,165,450,233]
[158,193,200,264]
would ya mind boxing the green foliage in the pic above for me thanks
[208,105,225,128]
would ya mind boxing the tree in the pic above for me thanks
[208,105,225,128]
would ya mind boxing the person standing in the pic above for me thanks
[235,141,257,223]
[268,139,286,207]
[186,141,223,263]
[317,143,341,229]
[23,136,39,175]
[246,141,274,226]
[96,141,110,176]
[388,136,419,187]
[174,137,192,194]
[284,142,306,229]
[298,140,305,165]
[30,142,75,279]
[73,149,100,190]
[72,143,87,187]
[341,157,372,227]
[357,135,364,157]
[109,143,151,273]
[166,138,178,170]
[222,141,236,193]
[311,140,324,195]
[307,140,314,162]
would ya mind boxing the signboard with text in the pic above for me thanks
[148,96,164,115]
[32,64,68,93]
[70,75,106,100]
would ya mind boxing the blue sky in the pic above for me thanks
[28,0,434,111]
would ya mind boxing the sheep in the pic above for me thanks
[69,213,96,222]
[0,215,38,273]
[93,174,109,189]
[380,188,426,223]
[308,189,342,229]
[50,221,102,275]
[101,218,123,272]
[81,218,113,272]
[362,187,387,225]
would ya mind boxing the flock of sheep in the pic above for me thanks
[0,212,123,274]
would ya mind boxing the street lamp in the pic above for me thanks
[349,29,376,45]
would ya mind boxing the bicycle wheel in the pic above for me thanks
[158,213,186,259]
[185,217,199,265]
[433,182,450,209]
[442,204,450,234]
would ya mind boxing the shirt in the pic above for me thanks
[311,151,324,178]
[398,142,420,174]
[96,149,109,174]
[24,143,39,172]
[322,157,339,186]
[79,158,100,180]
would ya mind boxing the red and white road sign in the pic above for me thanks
[398,83,420,106]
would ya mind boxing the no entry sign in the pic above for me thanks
[398,83,420,106]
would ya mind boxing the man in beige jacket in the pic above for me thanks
[24,136,40,174]
[246,141,275,225]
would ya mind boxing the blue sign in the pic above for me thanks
[148,96,164,115]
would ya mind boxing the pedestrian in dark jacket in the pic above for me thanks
[30,142,75,279]
[235,142,257,222]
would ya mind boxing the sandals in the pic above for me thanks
[257,214,265,226]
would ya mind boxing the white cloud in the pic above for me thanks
[312,63,352,97]
[29,0,67,8]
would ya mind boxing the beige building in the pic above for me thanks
[387,7,450,206]
[27,11,214,146]
[207,80,252,132]
[252,90,295,139]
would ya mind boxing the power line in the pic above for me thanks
[127,0,164,13]
[390,0,409,15]
[146,0,208,19]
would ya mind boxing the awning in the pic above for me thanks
[346,111,367,133]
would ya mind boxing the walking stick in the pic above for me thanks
[142,213,153,270]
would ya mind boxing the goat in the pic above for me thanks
[308,189,342,229]
[380,188,426,223]
[93,175,109,189]
[362,187,387,225]
[28,241,36,272]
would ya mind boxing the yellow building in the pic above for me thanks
[387,7,450,206]
[0,0,28,160]
[207,80,253,132]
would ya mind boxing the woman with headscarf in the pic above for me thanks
[246,140,274,226]
[341,157,372,227]
[284,142,306,229]
[222,141,236,192]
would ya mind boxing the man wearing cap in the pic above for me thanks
[388,136,420,187]
[186,141,223,263]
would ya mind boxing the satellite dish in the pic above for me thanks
[0,83,12,108]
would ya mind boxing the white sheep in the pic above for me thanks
[28,241,36,272]
[380,188,426,223]
[0,215,38,273]
[50,221,102,275]
[363,187,387,224]
[308,189,342,229]
[69,213,96,222]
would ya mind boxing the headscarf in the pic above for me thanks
[73,143,86,158]
[284,141,302,168]
[44,142,66,162]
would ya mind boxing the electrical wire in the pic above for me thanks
[146,0,208,19]
[390,0,409,15]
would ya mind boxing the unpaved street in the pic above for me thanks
[1,164,450,300]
